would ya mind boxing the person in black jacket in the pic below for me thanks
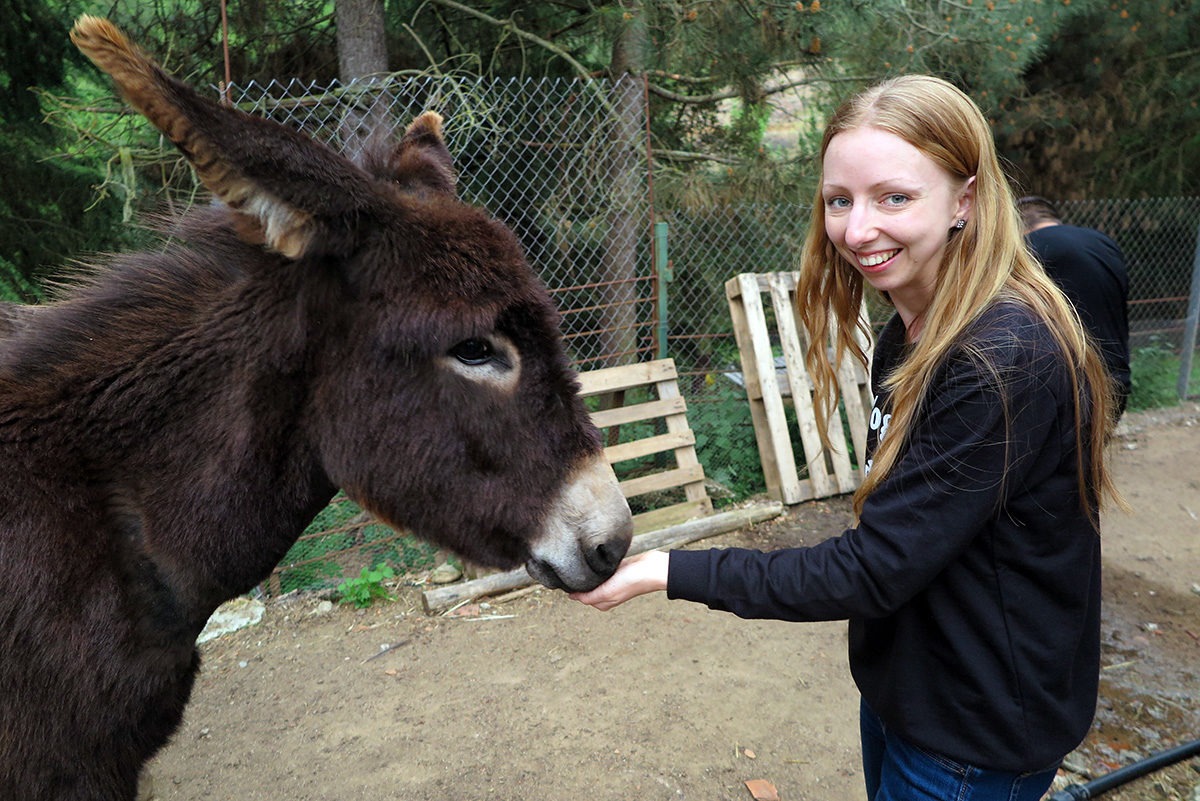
[1019,195,1132,416]
[572,75,1123,801]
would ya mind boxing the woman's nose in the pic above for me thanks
[844,205,875,248]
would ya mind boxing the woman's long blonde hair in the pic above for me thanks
[796,75,1121,521]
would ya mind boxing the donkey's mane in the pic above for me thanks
[2,206,266,381]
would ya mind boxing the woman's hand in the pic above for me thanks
[569,550,670,611]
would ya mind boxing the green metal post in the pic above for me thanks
[654,221,672,360]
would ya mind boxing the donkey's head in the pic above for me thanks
[70,17,632,592]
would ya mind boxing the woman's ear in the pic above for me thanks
[957,175,977,222]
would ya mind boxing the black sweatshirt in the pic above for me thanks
[668,302,1101,772]
[1027,224,1130,415]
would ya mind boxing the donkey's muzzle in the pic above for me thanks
[525,454,632,593]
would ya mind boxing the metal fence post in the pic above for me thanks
[654,221,672,360]
[1178,221,1200,400]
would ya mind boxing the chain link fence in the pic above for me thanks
[92,74,1200,594]
[225,74,657,371]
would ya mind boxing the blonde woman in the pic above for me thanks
[573,75,1119,801]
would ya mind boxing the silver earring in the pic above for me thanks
[954,219,966,230]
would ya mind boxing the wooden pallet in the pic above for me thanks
[578,358,713,533]
[725,272,873,505]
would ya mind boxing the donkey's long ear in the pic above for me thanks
[70,16,376,259]
[386,112,458,198]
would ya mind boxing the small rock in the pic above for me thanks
[430,562,463,584]
[312,599,335,616]
[198,598,265,644]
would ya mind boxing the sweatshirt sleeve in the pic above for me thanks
[667,309,1071,621]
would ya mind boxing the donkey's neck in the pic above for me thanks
[3,237,340,614]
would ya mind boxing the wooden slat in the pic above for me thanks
[727,273,803,502]
[838,322,875,489]
[618,464,706,499]
[768,272,836,499]
[654,372,712,513]
[631,499,712,534]
[603,430,696,464]
[577,359,678,396]
[726,279,785,500]
[588,396,687,429]
[725,271,872,505]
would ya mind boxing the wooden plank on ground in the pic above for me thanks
[421,501,784,613]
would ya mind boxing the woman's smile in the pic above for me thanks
[857,249,901,271]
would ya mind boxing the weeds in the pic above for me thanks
[337,565,395,609]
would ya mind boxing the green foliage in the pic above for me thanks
[1128,340,1197,412]
[689,380,767,503]
[998,1,1200,197]
[0,0,128,297]
[0,256,43,303]
[2,0,73,120]
[337,565,396,609]
[277,557,343,596]
[273,493,438,595]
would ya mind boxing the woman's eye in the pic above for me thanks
[884,193,909,206]
[449,338,494,366]
[825,196,850,210]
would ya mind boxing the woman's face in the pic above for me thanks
[822,126,973,327]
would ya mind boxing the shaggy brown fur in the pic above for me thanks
[0,17,630,801]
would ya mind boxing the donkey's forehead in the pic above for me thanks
[370,197,543,301]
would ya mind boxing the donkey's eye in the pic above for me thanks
[450,338,494,366]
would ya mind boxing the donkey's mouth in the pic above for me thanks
[524,557,610,593]
[524,558,570,591]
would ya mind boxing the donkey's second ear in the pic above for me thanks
[385,112,458,198]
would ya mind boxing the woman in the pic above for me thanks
[572,75,1121,800]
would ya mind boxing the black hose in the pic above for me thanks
[1047,738,1200,800]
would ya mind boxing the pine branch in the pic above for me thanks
[424,0,595,83]
[647,73,867,105]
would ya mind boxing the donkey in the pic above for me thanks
[0,16,632,801]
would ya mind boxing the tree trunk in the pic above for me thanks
[598,4,648,366]
[335,0,388,82]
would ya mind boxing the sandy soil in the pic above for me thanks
[145,403,1200,801]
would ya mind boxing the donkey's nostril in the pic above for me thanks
[587,539,624,577]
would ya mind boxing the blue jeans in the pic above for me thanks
[860,699,1059,801]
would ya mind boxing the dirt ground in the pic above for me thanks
[145,403,1200,801]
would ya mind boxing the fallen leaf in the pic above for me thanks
[744,778,779,801]
[447,603,482,618]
